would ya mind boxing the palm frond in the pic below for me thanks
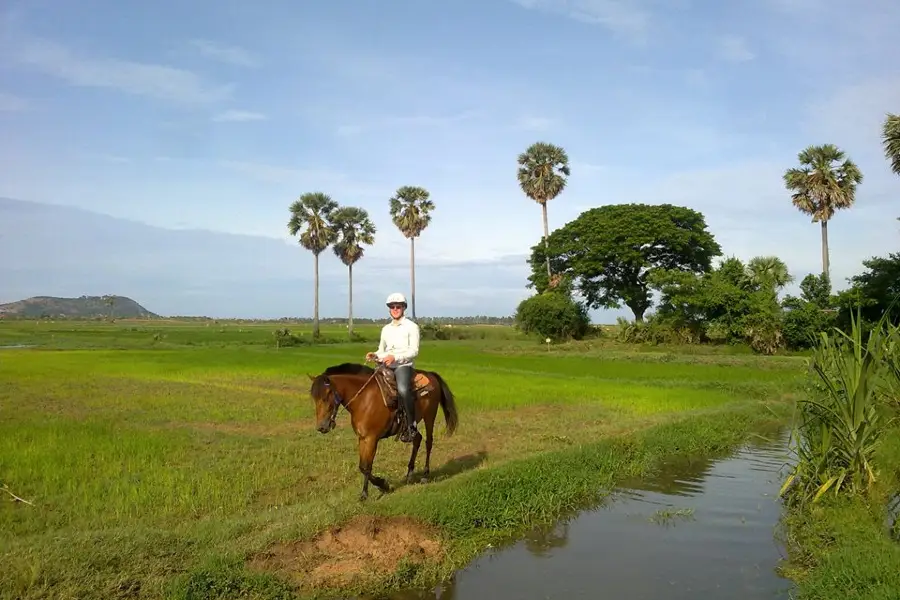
[883,113,900,176]
[287,192,339,255]
[516,141,570,205]
[389,186,434,238]
[331,206,376,266]
[783,144,863,222]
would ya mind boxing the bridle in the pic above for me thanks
[322,371,378,428]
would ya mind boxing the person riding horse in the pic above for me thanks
[365,292,421,443]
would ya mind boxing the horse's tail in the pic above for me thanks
[429,371,459,436]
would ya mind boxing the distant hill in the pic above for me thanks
[0,295,159,319]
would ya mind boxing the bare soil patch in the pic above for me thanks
[248,515,443,589]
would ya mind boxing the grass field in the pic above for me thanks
[1,320,805,599]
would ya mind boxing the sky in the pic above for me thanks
[0,0,898,320]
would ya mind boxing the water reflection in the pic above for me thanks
[378,431,794,600]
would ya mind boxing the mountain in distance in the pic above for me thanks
[0,295,159,319]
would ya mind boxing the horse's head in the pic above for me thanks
[308,372,339,434]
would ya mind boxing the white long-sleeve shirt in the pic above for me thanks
[375,317,420,366]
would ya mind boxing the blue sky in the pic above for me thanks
[1,0,898,320]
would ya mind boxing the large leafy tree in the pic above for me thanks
[389,185,434,320]
[332,206,376,337]
[287,192,339,338]
[529,203,722,321]
[517,141,571,278]
[884,113,900,177]
[783,144,863,277]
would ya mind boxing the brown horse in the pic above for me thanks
[308,362,459,501]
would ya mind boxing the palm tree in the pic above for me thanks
[516,141,571,278]
[746,256,793,291]
[783,144,863,277]
[287,192,339,338]
[332,206,376,337]
[883,113,900,177]
[389,185,434,321]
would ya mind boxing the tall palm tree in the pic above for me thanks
[389,185,434,320]
[332,206,376,337]
[516,141,571,278]
[783,144,863,277]
[883,113,900,177]
[287,192,339,338]
[746,256,793,291]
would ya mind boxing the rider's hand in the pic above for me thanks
[365,352,376,361]
[383,355,395,366]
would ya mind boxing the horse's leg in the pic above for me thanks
[422,407,436,482]
[358,436,390,501]
[405,430,422,484]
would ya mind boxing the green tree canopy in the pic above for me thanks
[528,203,722,321]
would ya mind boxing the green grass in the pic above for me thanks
[779,427,900,600]
[0,320,805,599]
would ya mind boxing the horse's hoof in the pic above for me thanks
[419,476,429,484]
[359,492,368,502]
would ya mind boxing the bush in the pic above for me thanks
[515,291,590,341]
[782,303,835,350]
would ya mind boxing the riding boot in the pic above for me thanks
[400,391,417,443]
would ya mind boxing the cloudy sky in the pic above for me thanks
[1,0,898,320]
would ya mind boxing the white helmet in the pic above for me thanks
[385,292,407,307]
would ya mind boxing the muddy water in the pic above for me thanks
[385,430,794,600]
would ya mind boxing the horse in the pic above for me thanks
[308,362,459,501]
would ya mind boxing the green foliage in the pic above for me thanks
[389,186,434,239]
[528,203,722,321]
[651,255,791,353]
[838,252,900,327]
[781,274,835,351]
[514,290,590,341]
[784,144,864,225]
[780,311,899,507]
[331,206,376,267]
[883,112,900,177]
[516,141,571,206]
[287,192,339,255]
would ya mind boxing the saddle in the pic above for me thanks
[374,365,435,410]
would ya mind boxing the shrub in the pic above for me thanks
[782,303,835,350]
[515,291,590,341]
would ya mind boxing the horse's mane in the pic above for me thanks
[310,362,375,398]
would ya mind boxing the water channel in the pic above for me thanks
[378,429,795,599]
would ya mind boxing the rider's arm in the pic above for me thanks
[374,328,389,359]
[392,323,420,362]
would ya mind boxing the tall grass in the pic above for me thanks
[780,311,900,505]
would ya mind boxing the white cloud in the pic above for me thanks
[9,35,233,105]
[510,0,650,41]
[717,35,755,62]
[0,92,28,111]
[211,109,267,122]
[188,39,259,68]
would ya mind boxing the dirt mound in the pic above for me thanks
[248,515,443,588]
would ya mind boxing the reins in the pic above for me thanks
[327,371,378,424]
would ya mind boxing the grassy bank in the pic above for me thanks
[777,316,900,600]
[1,321,802,599]
[780,427,900,600]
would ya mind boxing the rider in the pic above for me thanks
[365,292,420,443]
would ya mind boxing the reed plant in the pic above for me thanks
[781,310,900,505]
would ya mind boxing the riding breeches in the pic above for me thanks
[393,364,415,424]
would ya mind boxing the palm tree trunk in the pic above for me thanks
[348,263,354,338]
[821,220,830,277]
[410,237,417,320]
[542,201,551,278]
[313,252,320,338]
